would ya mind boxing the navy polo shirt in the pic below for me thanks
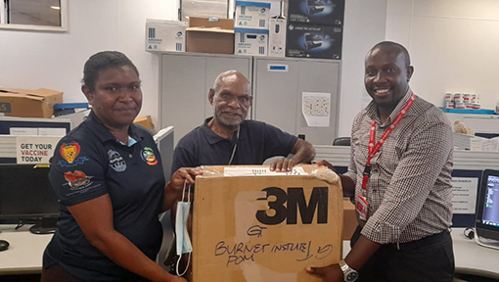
[172,117,298,172]
[43,111,165,281]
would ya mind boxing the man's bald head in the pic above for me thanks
[367,41,411,68]
[212,70,251,93]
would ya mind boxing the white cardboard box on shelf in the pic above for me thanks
[268,18,286,57]
[145,19,187,52]
[234,28,268,56]
[234,1,271,29]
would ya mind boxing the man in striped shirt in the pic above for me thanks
[307,41,454,281]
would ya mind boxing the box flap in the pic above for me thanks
[146,19,187,27]
[186,27,234,34]
[0,88,45,101]
[236,1,271,8]
[0,87,62,101]
[200,164,340,182]
[188,17,234,30]
[33,88,64,98]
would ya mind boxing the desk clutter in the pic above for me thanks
[0,87,63,118]
[146,0,344,59]
[441,92,499,116]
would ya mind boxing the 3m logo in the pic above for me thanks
[0,103,11,113]
[256,187,328,225]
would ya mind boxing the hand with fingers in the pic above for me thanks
[170,167,203,192]
[270,157,297,172]
[306,264,343,282]
[315,160,337,173]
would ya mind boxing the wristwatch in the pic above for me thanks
[339,259,359,282]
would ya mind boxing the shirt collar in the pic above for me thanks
[85,110,146,144]
[201,117,244,145]
[366,87,414,126]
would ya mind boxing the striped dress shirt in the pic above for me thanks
[344,88,454,244]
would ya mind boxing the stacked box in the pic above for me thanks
[234,28,269,56]
[268,18,287,57]
[286,23,342,59]
[234,1,271,29]
[286,0,344,59]
[187,17,235,54]
[287,0,344,25]
[145,19,187,52]
[234,1,271,56]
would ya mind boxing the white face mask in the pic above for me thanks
[175,180,192,276]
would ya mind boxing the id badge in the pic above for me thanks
[356,195,370,221]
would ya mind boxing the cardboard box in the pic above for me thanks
[343,198,357,240]
[133,115,155,133]
[234,1,271,29]
[146,19,187,52]
[186,17,234,54]
[268,18,287,57]
[287,0,345,26]
[286,23,342,59]
[192,165,343,282]
[0,88,63,118]
[235,28,269,56]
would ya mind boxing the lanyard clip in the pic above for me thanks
[363,165,371,177]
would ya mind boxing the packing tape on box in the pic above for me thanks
[310,166,340,184]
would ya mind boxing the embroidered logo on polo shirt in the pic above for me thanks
[64,170,93,190]
[108,149,127,172]
[141,147,158,166]
[58,142,89,167]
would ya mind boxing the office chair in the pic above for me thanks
[333,137,351,146]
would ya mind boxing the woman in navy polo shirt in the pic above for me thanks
[41,51,200,282]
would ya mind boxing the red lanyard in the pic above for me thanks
[361,94,416,190]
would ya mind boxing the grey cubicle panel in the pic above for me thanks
[252,57,341,145]
[314,145,499,228]
[159,52,252,145]
[153,126,175,269]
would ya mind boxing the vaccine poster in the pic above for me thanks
[16,136,61,164]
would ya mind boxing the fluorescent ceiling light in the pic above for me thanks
[50,6,61,10]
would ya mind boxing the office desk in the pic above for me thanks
[342,228,499,280]
[2,225,499,279]
[452,228,499,279]
[0,225,53,275]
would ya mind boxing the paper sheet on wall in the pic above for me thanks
[302,92,331,127]
[451,177,479,214]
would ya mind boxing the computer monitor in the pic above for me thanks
[0,116,71,163]
[0,164,60,234]
[475,169,499,246]
[152,126,176,269]
[0,116,71,135]
[154,126,174,181]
